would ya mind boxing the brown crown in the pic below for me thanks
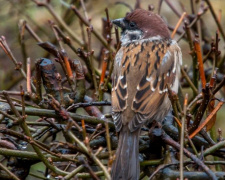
[125,9,171,39]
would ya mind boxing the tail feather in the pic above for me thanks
[111,126,140,180]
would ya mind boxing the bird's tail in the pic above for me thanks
[111,126,140,180]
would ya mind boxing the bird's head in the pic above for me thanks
[112,9,170,44]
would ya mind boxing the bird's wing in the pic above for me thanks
[112,39,182,132]
[129,40,182,131]
[112,48,128,132]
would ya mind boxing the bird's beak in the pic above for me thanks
[111,18,126,29]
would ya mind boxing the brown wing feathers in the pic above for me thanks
[112,39,181,132]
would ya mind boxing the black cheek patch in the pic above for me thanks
[129,34,138,41]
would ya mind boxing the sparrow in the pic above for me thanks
[111,9,182,180]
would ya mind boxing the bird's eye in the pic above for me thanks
[129,22,135,28]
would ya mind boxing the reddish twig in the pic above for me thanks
[81,119,87,140]
[26,58,31,94]
[194,38,206,88]
[190,101,224,139]
[100,59,108,86]
[171,12,187,38]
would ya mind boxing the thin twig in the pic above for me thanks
[203,139,225,157]
[194,38,206,88]
[80,0,89,21]
[71,5,112,50]
[24,21,43,43]
[0,36,36,92]
[162,133,217,180]
[105,122,112,167]
[64,165,84,180]
[205,0,225,41]
[190,101,224,139]
[171,12,186,38]
[0,163,19,180]
[87,27,98,95]
[34,0,84,46]
[164,0,181,17]
[67,130,111,179]
[180,94,188,180]
[35,59,42,101]
[26,57,31,94]
[181,67,198,94]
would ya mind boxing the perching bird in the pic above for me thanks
[111,9,182,180]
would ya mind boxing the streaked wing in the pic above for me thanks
[112,39,182,132]
[130,40,182,131]
[112,48,128,132]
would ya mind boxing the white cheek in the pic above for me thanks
[120,33,130,45]
[120,30,143,45]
